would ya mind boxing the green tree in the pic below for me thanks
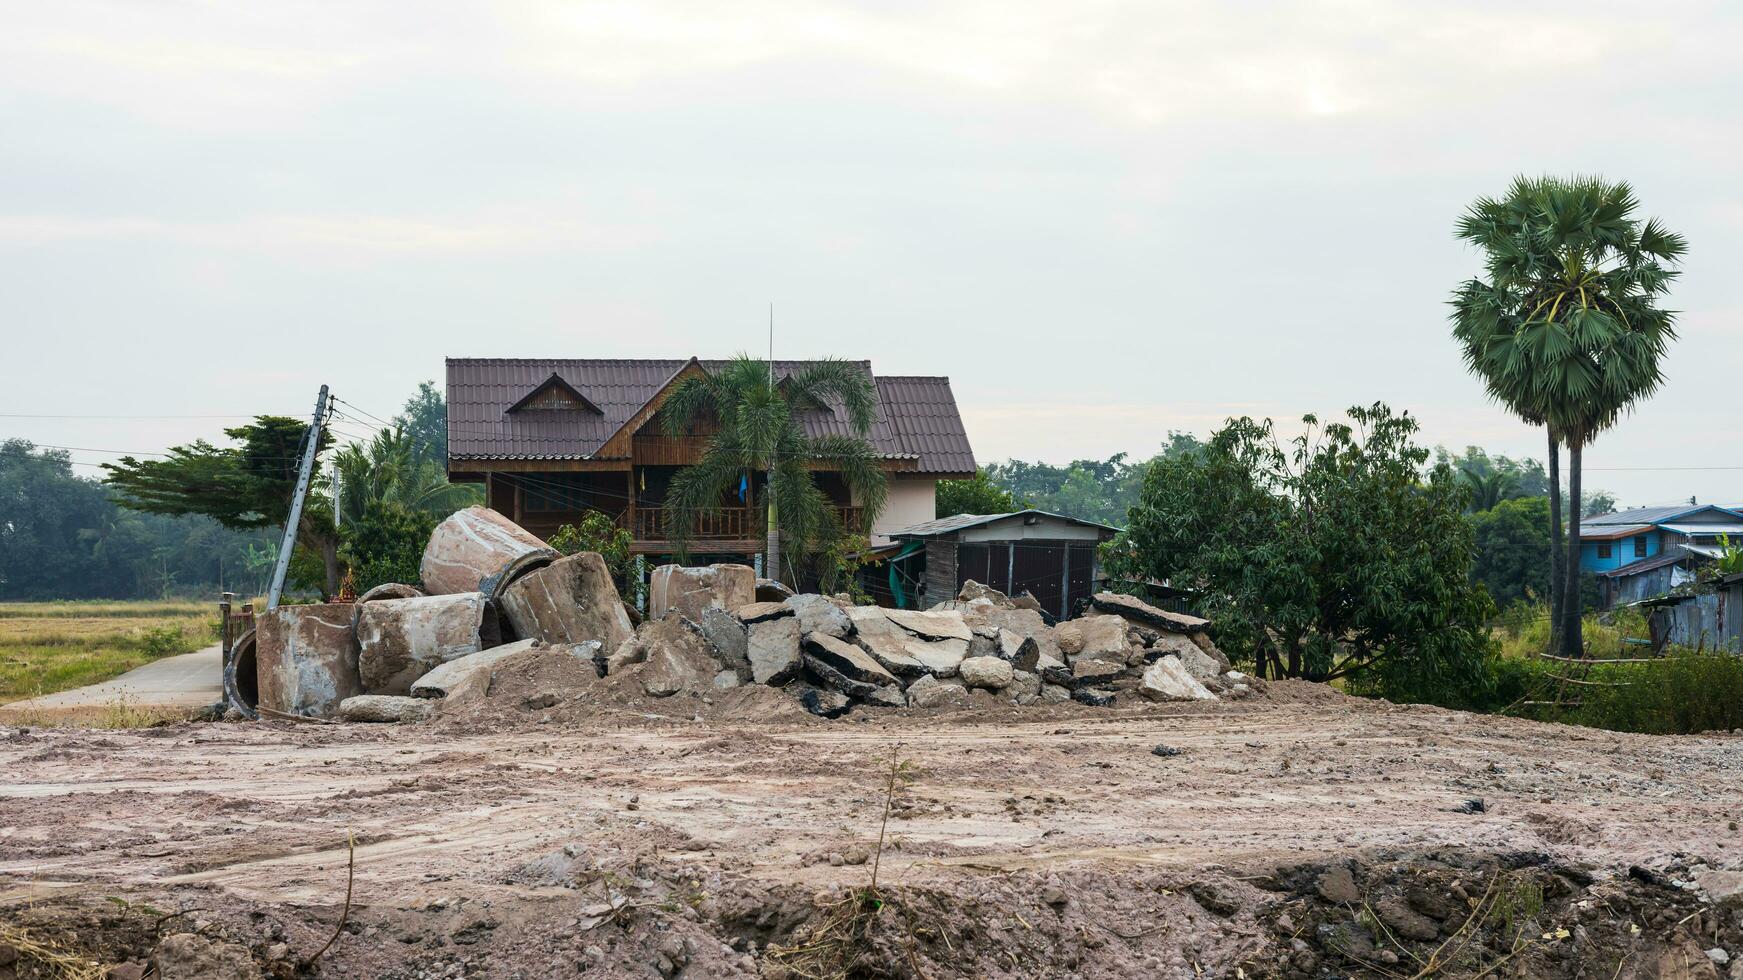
[338,501,437,592]
[103,417,344,597]
[661,356,887,586]
[1104,404,1493,702]
[331,426,479,524]
[1451,176,1686,657]
[1469,496,1552,607]
[548,511,636,597]
[935,469,1018,518]
[394,380,450,469]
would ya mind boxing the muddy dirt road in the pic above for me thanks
[3,684,1741,978]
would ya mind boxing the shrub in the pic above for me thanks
[1576,653,1743,735]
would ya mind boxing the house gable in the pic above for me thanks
[506,373,603,415]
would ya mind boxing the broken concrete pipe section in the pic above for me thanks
[419,505,557,598]
[254,602,363,719]
[496,551,636,652]
[355,592,503,695]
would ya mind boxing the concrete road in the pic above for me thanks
[0,643,222,715]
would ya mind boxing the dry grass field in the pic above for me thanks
[0,600,215,706]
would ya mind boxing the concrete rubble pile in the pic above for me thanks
[240,505,1251,723]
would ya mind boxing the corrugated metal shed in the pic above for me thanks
[889,510,1122,538]
[446,358,975,474]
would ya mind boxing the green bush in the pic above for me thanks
[1575,653,1743,735]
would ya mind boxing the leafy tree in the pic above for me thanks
[982,433,1202,527]
[1582,491,1618,518]
[661,356,887,586]
[339,501,437,592]
[332,427,479,524]
[1104,403,1493,703]
[394,380,450,469]
[548,511,636,597]
[935,469,1018,518]
[1469,496,1552,607]
[103,417,343,597]
[1452,176,1686,656]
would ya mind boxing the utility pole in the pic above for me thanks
[765,303,781,586]
[267,384,329,610]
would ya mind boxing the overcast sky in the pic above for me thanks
[3,1,1739,508]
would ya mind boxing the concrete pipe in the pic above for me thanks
[497,552,636,651]
[355,592,504,696]
[352,582,427,627]
[224,628,259,720]
[256,603,363,719]
[419,506,556,598]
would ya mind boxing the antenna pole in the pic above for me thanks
[765,302,781,584]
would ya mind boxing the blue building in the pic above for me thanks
[1581,503,1743,606]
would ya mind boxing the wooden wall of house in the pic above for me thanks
[924,538,957,606]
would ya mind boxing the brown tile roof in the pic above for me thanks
[447,358,976,474]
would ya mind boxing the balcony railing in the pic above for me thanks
[631,505,863,541]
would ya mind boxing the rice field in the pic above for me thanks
[0,600,217,705]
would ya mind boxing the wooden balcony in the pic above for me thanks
[629,505,864,549]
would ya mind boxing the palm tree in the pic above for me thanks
[661,356,888,586]
[330,427,480,521]
[1457,464,1515,513]
[1451,176,1686,656]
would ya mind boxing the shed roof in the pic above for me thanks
[446,358,975,474]
[888,509,1122,539]
[1582,503,1743,529]
[1596,546,1709,579]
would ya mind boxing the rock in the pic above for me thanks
[755,578,795,603]
[957,580,1014,606]
[149,933,260,980]
[882,608,972,642]
[1150,743,1181,757]
[355,593,502,696]
[967,632,997,659]
[410,639,542,698]
[1190,631,1232,671]
[1708,948,1730,966]
[734,601,792,624]
[338,695,436,723]
[905,674,971,708]
[970,607,1063,665]
[1695,868,1743,907]
[785,594,853,639]
[1139,656,1218,701]
[1374,896,1438,941]
[1072,658,1124,685]
[637,615,721,697]
[648,564,756,622]
[1150,634,1223,685]
[996,629,1041,670]
[712,670,742,690]
[959,655,1014,690]
[802,633,899,687]
[255,603,363,719]
[1316,865,1360,904]
[1070,688,1115,707]
[700,607,751,679]
[852,632,930,679]
[1040,683,1071,704]
[798,687,850,719]
[1087,591,1210,633]
[604,637,646,674]
[497,552,636,651]
[1058,615,1129,664]
[1007,670,1042,703]
[859,684,907,709]
[747,616,803,686]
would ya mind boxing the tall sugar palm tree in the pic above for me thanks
[1452,176,1686,656]
[331,426,481,520]
[661,356,888,586]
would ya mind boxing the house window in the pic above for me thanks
[1633,534,1648,558]
[1597,542,1612,560]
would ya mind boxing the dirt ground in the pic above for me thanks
[3,674,1742,979]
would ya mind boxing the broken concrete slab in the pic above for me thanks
[497,552,636,651]
[355,593,502,696]
[882,608,972,642]
[734,601,792,624]
[747,615,802,685]
[1088,591,1210,633]
[1039,682,1071,704]
[1139,655,1218,701]
[956,580,1014,607]
[699,606,751,680]
[904,674,971,708]
[996,629,1040,671]
[1057,615,1129,664]
[1190,631,1232,671]
[420,506,557,598]
[1008,669,1042,703]
[636,614,721,697]
[603,637,646,674]
[755,578,795,603]
[1150,635,1223,686]
[409,638,541,698]
[785,594,853,639]
[256,603,363,719]
[338,694,436,723]
[798,687,850,719]
[648,564,756,622]
[1071,657,1123,685]
[802,633,899,687]
[852,631,929,679]
[1071,687,1115,707]
[959,655,1014,690]
[970,606,1062,664]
